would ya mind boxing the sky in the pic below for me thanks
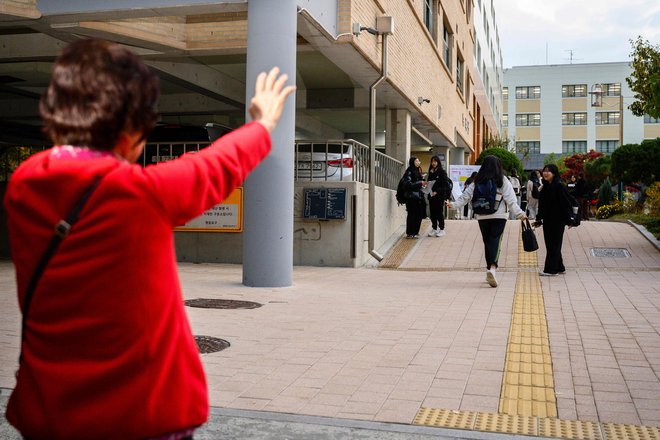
[495,0,660,68]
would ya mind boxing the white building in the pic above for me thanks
[503,62,660,159]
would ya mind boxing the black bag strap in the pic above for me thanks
[19,175,105,364]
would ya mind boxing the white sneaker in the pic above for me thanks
[428,228,437,237]
[486,269,498,287]
[436,230,446,237]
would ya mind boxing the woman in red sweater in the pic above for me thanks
[3,39,294,440]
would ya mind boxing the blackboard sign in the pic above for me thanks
[303,188,346,220]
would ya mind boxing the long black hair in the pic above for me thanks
[428,155,445,174]
[407,155,422,178]
[529,170,539,183]
[474,155,504,187]
[542,164,560,183]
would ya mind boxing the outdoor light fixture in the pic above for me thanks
[418,97,431,105]
[352,22,377,36]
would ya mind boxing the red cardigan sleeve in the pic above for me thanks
[140,121,271,226]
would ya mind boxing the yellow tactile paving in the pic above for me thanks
[499,234,557,418]
[414,223,660,439]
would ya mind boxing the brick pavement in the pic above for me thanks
[0,219,659,434]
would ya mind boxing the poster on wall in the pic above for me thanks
[175,187,243,232]
[448,165,481,199]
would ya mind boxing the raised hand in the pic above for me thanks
[249,67,296,134]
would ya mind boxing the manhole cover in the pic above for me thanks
[194,336,230,353]
[590,247,631,258]
[184,299,262,309]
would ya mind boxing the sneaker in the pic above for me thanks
[405,235,414,239]
[428,228,437,237]
[437,230,446,237]
[538,271,557,276]
[486,270,498,287]
[412,235,419,239]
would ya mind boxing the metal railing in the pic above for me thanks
[141,141,210,167]
[294,139,403,190]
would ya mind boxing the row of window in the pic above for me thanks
[514,140,620,155]
[502,111,660,127]
[502,83,621,100]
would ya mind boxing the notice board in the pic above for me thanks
[175,187,243,232]
[303,188,346,220]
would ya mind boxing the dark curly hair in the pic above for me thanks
[40,39,160,150]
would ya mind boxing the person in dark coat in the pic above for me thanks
[402,156,427,238]
[534,164,576,276]
[426,155,449,237]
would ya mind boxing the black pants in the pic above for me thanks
[405,199,425,235]
[428,196,445,230]
[542,221,566,274]
[478,219,507,269]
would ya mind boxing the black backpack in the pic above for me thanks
[471,179,500,214]
[395,176,407,205]
[531,181,540,199]
[441,176,453,200]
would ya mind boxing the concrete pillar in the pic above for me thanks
[387,109,411,164]
[243,0,296,287]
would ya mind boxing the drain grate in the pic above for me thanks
[185,299,262,309]
[589,247,631,258]
[193,336,230,353]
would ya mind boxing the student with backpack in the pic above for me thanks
[447,156,526,288]
[401,156,427,238]
[426,155,451,237]
[526,170,540,220]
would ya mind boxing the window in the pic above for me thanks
[456,54,464,96]
[516,141,540,154]
[442,20,452,70]
[515,113,541,126]
[596,140,619,154]
[562,84,587,97]
[562,112,587,125]
[515,86,541,99]
[562,141,587,154]
[601,83,621,97]
[503,87,508,100]
[644,114,660,123]
[424,0,433,33]
[595,112,620,125]
[502,114,508,127]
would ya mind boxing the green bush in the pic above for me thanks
[476,147,523,178]
[597,177,615,208]
[596,201,624,219]
[645,181,660,217]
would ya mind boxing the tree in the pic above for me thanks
[584,155,612,186]
[561,151,604,180]
[627,37,660,118]
[597,177,615,207]
[611,140,659,186]
[483,133,511,150]
[476,147,523,179]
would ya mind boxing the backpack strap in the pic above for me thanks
[19,175,105,364]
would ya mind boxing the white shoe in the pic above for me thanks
[436,230,446,237]
[428,228,437,237]
[486,270,498,287]
[538,271,557,276]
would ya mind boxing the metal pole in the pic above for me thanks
[368,33,388,262]
[618,93,624,200]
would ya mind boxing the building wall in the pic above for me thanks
[503,62,652,155]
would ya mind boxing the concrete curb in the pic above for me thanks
[628,220,660,253]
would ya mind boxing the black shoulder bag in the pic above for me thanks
[19,176,105,364]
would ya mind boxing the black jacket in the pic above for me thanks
[427,167,448,200]
[403,166,424,203]
[537,179,575,226]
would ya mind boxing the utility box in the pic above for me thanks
[376,16,394,35]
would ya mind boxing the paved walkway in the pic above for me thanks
[0,219,659,439]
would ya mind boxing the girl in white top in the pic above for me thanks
[448,156,526,288]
